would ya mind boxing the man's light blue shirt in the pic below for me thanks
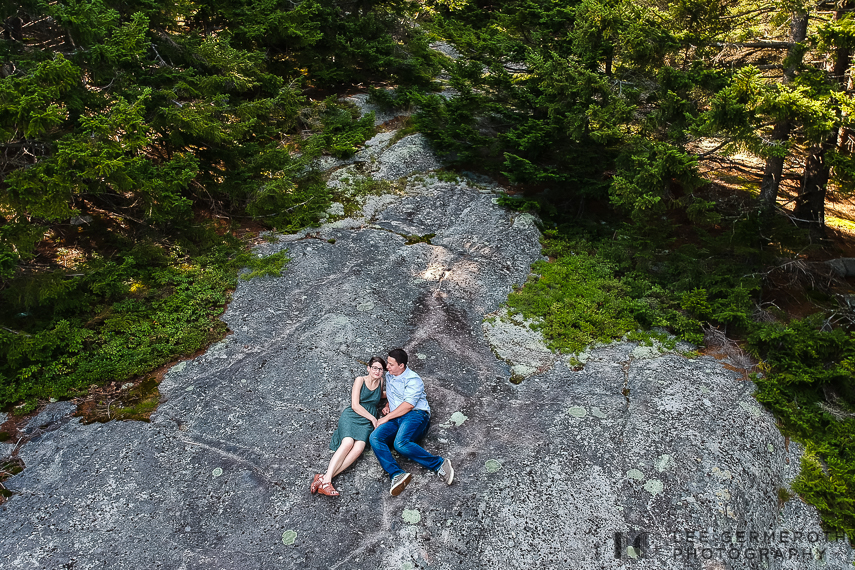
[386,366,430,415]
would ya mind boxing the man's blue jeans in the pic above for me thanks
[370,409,443,479]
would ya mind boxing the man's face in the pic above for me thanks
[387,357,405,376]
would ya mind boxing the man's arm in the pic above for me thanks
[376,401,413,425]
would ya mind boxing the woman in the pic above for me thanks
[311,356,386,496]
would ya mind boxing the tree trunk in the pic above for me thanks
[758,120,791,213]
[794,137,833,239]
[836,6,854,168]
[793,6,851,237]
[757,10,809,216]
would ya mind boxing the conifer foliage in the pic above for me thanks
[0,0,435,409]
[412,0,855,230]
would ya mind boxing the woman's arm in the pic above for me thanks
[350,376,377,425]
[376,401,413,425]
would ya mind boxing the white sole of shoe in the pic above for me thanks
[390,473,412,496]
[443,461,454,485]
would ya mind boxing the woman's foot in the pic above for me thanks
[310,473,323,494]
[318,479,340,496]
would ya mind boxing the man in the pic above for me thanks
[369,348,454,496]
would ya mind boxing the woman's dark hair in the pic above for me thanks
[388,348,408,367]
[368,356,387,370]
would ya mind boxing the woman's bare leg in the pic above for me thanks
[332,441,366,478]
[324,438,355,483]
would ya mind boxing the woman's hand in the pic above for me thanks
[371,417,379,429]
[381,403,390,416]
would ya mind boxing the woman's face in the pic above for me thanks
[367,361,385,380]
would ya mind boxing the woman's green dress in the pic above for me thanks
[329,379,383,451]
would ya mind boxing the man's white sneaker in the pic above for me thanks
[437,459,454,485]
[390,472,412,496]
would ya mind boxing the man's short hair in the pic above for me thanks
[388,348,408,367]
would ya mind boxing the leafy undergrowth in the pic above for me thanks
[507,244,684,354]
[0,236,291,415]
[500,199,855,543]
[504,221,759,354]
[750,318,855,543]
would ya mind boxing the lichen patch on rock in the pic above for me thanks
[655,454,675,473]
[281,530,297,546]
[567,406,587,418]
[447,412,468,426]
[627,469,645,481]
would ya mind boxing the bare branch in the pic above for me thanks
[1,326,31,337]
[696,140,732,158]
[709,41,794,49]
[719,7,778,20]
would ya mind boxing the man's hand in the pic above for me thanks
[371,417,379,429]
[381,402,390,416]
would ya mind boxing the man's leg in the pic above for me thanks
[393,410,444,472]
[369,417,405,480]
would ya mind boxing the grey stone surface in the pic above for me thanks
[0,147,852,570]
[343,92,408,126]
[482,308,555,379]
[312,130,400,174]
[371,134,444,180]
[429,41,461,60]
[826,257,855,277]
[312,132,446,184]
[21,401,77,435]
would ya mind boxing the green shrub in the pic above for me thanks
[504,235,699,353]
[791,448,854,542]
[751,317,855,542]
[240,251,290,280]
[0,241,290,409]
[507,252,638,353]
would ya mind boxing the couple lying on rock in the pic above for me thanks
[310,348,454,497]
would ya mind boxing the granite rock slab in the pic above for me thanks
[21,401,77,435]
[826,257,855,278]
[0,183,852,568]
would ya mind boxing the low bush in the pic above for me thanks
[0,238,290,411]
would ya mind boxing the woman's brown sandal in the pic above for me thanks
[317,480,340,496]
[310,473,323,494]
